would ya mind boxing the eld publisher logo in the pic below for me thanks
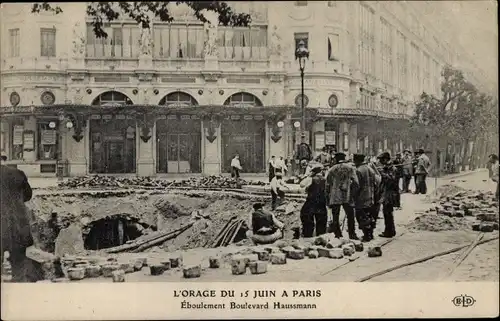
[452,295,476,307]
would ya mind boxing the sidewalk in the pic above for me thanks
[27,168,487,190]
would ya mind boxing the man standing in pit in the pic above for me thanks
[299,164,328,238]
[377,152,400,238]
[1,163,42,282]
[325,152,360,239]
[353,154,381,242]
[270,173,289,210]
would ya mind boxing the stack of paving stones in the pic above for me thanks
[427,190,499,232]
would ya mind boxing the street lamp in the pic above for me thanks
[295,39,309,135]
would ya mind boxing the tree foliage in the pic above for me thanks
[32,1,252,38]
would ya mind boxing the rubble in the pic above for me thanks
[287,249,305,260]
[307,250,319,258]
[112,270,126,282]
[367,247,382,258]
[67,267,85,280]
[102,263,120,277]
[183,265,202,278]
[328,249,344,259]
[231,256,247,275]
[249,261,267,274]
[209,257,220,268]
[270,253,287,265]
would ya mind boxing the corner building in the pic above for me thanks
[0,2,485,177]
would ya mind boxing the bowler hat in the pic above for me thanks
[353,154,365,163]
[417,148,425,154]
[253,203,264,210]
[377,152,391,160]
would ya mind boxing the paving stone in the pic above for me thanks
[133,259,143,271]
[342,246,355,256]
[119,262,135,274]
[253,250,270,261]
[231,257,247,275]
[326,239,343,249]
[367,247,382,258]
[280,246,295,255]
[472,223,481,231]
[273,240,288,249]
[479,223,495,233]
[160,260,171,270]
[112,270,125,282]
[317,247,330,258]
[287,249,305,260]
[169,256,183,268]
[149,264,166,276]
[270,253,287,265]
[67,267,85,280]
[352,240,364,252]
[249,261,268,274]
[183,265,202,278]
[307,250,319,259]
[85,265,102,278]
[102,264,120,277]
[138,258,148,266]
[209,257,220,269]
[263,246,280,254]
[328,248,344,259]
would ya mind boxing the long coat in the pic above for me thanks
[379,164,400,206]
[1,165,34,254]
[325,161,359,206]
[355,163,381,209]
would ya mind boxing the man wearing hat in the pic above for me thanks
[401,150,413,193]
[377,152,400,238]
[246,203,285,245]
[299,164,328,238]
[353,154,381,242]
[414,148,431,194]
[296,134,313,175]
[325,152,360,239]
[270,172,289,210]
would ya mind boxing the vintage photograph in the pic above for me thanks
[0,0,498,291]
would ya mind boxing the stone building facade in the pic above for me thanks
[0,2,488,177]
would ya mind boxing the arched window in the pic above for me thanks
[92,91,133,106]
[159,91,198,107]
[224,92,263,107]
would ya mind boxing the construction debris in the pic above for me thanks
[58,175,266,190]
[112,270,126,282]
[249,261,267,274]
[183,265,202,278]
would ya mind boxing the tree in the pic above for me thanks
[32,2,252,38]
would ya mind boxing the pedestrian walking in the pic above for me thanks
[353,154,381,242]
[325,152,360,239]
[230,154,243,179]
[299,164,328,238]
[1,163,43,282]
[377,152,400,238]
[401,149,413,193]
[414,148,431,194]
[270,174,289,210]
[489,154,499,201]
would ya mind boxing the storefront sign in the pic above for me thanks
[41,130,57,145]
[13,125,24,145]
[23,131,35,150]
[325,131,336,145]
[232,135,252,142]
[315,133,325,150]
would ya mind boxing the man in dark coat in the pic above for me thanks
[377,152,400,238]
[325,152,360,239]
[296,134,312,175]
[1,164,41,282]
[299,165,328,238]
[353,154,381,242]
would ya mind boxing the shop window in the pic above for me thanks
[10,119,24,160]
[37,120,59,160]
[224,92,263,107]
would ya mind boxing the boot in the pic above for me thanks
[361,230,371,242]
[349,233,359,240]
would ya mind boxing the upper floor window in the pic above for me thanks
[154,25,204,59]
[294,32,309,52]
[327,34,340,61]
[224,92,263,107]
[295,1,308,6]
[9,29,20,57]
[86,25,140,58]
[40,28,56,57]
[217,27,268,60]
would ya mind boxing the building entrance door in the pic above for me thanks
[156,118,201,173]
[222,118,265,173]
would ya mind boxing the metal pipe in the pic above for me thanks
[300,64,305,135]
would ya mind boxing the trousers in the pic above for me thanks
[369,202,381,229]
[415,174,427,194]
[271,189,285,210]
[382,204,396,236]
[402,174,412,192]
[329,204,356,238]
[300,201,327,238]
[231,167,240,178]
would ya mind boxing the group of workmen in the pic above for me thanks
[248,139,434,244]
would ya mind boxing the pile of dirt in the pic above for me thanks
[408,213,473,232]
[57,175,266,190]
[425,184,467,203]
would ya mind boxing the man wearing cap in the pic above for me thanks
[296,134,313,175]
[299,164,328,237]
[401,150,413,193]
[246,203,285,245]
[353,154,381,242]
[270,173,289,210]
[414,148,431,194]
[377,152,400,238]
[325,152,360,239]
